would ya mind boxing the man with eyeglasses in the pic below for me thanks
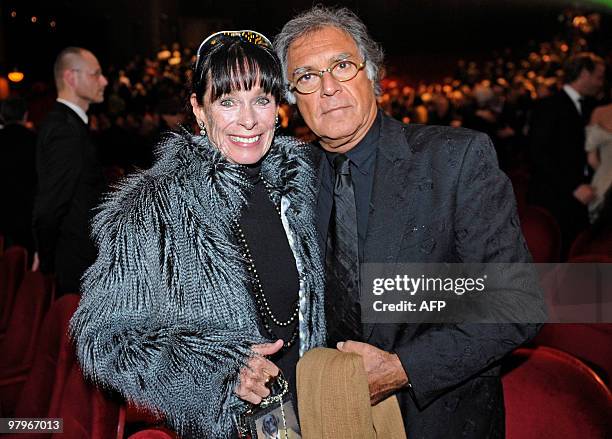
[33,47,108,294]
[275,6,542,438]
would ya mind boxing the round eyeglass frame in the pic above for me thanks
[289,59,367,95]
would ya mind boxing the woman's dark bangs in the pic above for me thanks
[208,42,282,102]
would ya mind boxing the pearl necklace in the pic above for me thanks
[233,172,300,350]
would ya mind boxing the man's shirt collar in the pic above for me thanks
[562,84,583,115]
[57,98,88,125]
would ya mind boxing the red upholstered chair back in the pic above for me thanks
[128,428,179,439]
[519,206,561,262]
[569,228,612,260]
[0,271,53,415]
[0,246,28,332]
[15,294,80,418]
[503,347,612,439]
[10,294,123,438]
[10,295,80,425]
[0,271,53,369]
[49,364,123,439]
[4,295,78,436]
[531,323,612,385]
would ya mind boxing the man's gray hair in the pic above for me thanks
[274,5,384,104]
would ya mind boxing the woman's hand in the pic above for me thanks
[235,339,283,404]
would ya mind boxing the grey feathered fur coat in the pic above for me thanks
[70,131,326,438]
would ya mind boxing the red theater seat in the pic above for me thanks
[503,347,612,439]
[7,294,123,438]
[519,206,561,263]
[532,323,612,385]
[0,271,53,415]
[569,228,612,260]
[128,428,178,439]
[7,295,81,423]
[50,364,123,439]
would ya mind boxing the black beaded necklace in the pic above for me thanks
[233,171,300,351]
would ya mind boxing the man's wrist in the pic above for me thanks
[389,352,410,389]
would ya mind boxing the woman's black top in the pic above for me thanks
[239,164,300,400]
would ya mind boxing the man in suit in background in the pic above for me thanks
[528,52,605,257]
[275,6,542,438]
[33,47,108,294]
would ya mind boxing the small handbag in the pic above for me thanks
[235,373,301,439]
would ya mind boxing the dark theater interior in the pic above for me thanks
[0,0,611,438]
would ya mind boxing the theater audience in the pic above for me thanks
[2,10,609,265]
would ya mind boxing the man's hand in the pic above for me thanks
[337,340,409,405]
[234,339,283,405]
[573,184,596,205]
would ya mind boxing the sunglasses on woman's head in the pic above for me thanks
[196,30,273,64]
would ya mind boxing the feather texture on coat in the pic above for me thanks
[70,131,326,438]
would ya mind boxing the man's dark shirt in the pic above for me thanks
[319,111,381,261]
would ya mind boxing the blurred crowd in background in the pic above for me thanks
[0,10,606,175]
[1,8,611,259]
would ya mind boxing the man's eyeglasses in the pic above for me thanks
[289,59,367,95]
[196,30,273,64]
[71,68,104,79]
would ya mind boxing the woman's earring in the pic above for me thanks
[275,115,280,131]
[197,119,206,136]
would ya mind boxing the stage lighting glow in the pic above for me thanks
[8,71,24,83]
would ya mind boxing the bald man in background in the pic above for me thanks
[33,47,108,294]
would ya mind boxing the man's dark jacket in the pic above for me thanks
[528,89,590,250]
[32,102,105,293]
[314,114,542,438]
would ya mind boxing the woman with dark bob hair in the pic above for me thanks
[70,30,325,438]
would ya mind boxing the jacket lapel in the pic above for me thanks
[362,116,414,340]
[312,146,328,251]
[560,89,584,124]
[363,116,413,264]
